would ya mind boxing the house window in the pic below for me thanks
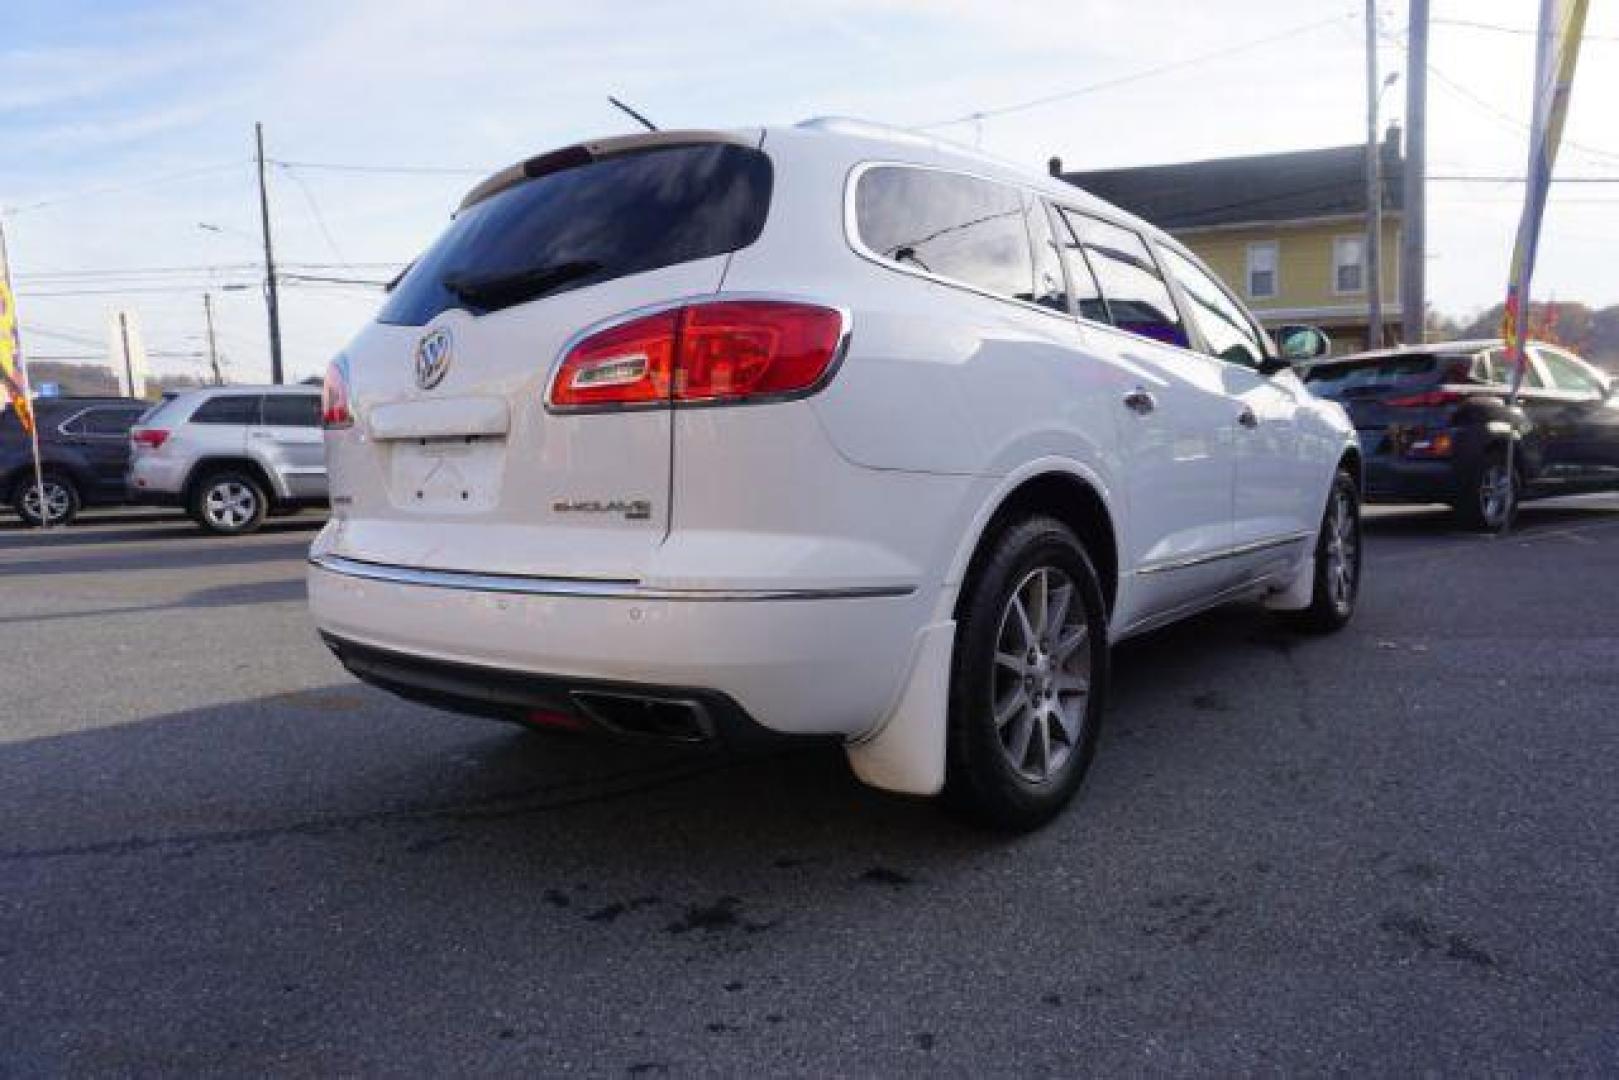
[1246,241,1278,299]
[1333,235,1365,294]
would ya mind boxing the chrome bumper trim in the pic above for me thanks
[309,553,915,602]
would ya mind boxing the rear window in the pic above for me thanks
[1303,354,1458,398]
[379,143,773,326]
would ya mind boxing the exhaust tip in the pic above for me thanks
[569,692,713,743]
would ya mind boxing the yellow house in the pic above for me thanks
[1059,128,1403,356]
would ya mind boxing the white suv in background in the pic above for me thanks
[309,121,1360,830]
[128,386,329,535]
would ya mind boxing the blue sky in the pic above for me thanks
[5,0,1617,384]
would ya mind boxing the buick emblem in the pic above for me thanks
[415,328,453,390]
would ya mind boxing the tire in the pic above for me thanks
[1285,468,1362,634]
[190,470,268,535]
[1454,446,1519,532]
[945,516,1110,831]
[12,472,81,528]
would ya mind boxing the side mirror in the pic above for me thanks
[1277,325,1332,363]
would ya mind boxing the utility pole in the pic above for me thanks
[1401,0,1430,345]
[1364,0,1385,351]
[254,121,284,385]
[117,311,136,397]
[203,293,223,385]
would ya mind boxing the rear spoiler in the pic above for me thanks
[458,129,760,213]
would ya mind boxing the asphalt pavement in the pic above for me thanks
[2,501,1617,1074]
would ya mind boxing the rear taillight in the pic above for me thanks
[1386,389,1463,408]
[131,428,169,450]
[322,357,354,429]
[549,300,845,411]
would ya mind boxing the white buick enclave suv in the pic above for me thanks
[309,120,1361,829]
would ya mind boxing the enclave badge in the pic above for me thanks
[553,498,653,521]
[415,328,453,390]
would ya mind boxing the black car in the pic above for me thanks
[1303,339,1619,529]
[1,396,151,526]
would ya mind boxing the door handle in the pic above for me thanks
[1123,388,1157,415]
[1237,406,1259,429]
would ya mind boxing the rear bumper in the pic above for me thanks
[307,554,932,739]
[1362,456,1461,504]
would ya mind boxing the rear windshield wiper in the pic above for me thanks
[442,259,603,310]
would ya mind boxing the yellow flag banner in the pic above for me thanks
[0,243,35,437]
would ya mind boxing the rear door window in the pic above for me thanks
[381,142,773,325]
[190,395,263,425]
[1532,345,1605,395]
[261,394,322,427]
[853,166,1034,303]
[1053,208,1187,348]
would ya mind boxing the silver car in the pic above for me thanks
[127,386,328,535]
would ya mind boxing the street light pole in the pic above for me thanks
[1364,0,1385,351]
[1401,0,1430,346]
[254,122,284,385]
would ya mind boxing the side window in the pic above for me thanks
[854,166,1034,303]
[57,410,92,436]
[1024,199,1069,313]
[262,394,322,427]
[1055,208,1187,348]
[1484,347,1545,389]
[1158,245,1268,369]
[190,395,263,425]
[1046,204,1108,324]
[1532,346,1604,395]
[83,407,145,436]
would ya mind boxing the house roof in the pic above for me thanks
[1060,130,1404,232]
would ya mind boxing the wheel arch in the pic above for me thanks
[947,462,1121,621]
[184,457,278,506]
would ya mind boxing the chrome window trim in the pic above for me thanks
[310,552,914,602]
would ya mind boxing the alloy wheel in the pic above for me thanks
[22,481,71,525]
[204,481,258,530]
[990,566,1092,784]
[1479,461,1514,528]
[1323,486,1358,614]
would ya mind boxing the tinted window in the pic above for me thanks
[1056,209,1186,347]
[1303,355,1447,397]
[261,394,322,427]
[855,167,1034,302]
[191,395,262,425]
[1158,246,1268,369]
[82,406,145,436]
[1047,205,1107,323]
[380,143,773,326]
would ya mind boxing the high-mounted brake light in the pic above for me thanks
[549,301,845,411]
[322,357,354,429]
[131,428,169,450]
[1387,389,1463,408]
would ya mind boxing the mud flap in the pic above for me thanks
[1263,553,1315,611]
[844,620,954,796]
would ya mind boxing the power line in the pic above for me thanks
[277,164,350,266]
[270,158,486,176]
[1431,16,1619,43]
[2,162,247,215]
[918,12,1357,129]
